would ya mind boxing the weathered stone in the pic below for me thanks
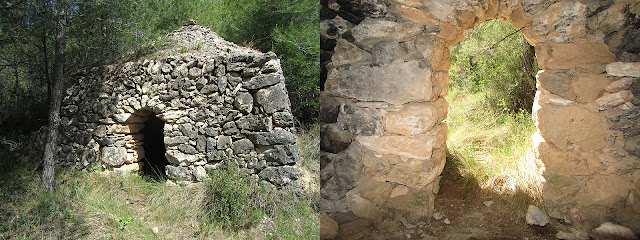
[101,146,127,166]
[165,150,199,166]
[164,136,189,146]
[236,115,271,131]
[526,205,550,226]
[249,127,296,145]
[113,162,143,174]
[232,138,254,155]
[390,5,438,25]
[350,18,423,47]
[233,92,253,114]
[263,144,298,166]
[244,73,284,90]
[624,134,640,158]
[607,62,640,77]
[178,144,198,154]
[188,67,202,78]
[193,166,208,181]
[325,61,432,105]
[536,104,607,150]
[217,135,232,150]
[320,212,339,240]
[592,222,638,240]
[537,43,613,70]
[331,39,372,66]
[577,174,630,207]
[605,77,634,92]
[222,121,239,135]
[259,166,300,186]
[255,82,290,114]
[320,123,353,154]
[384,100,447,135]
[357,134,435,160]
[273,112,294,127]
[595,90,633,110]
[346,190,383,222]
[166,165,192,181]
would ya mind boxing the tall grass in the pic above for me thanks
[446,87,543,200]
[0,126,319,239]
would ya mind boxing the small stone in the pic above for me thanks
[607,62,640,77]
[320,212,339,240]
[605,77,634,92]
[443,218,450,225]
[526,205,549,226]
[433,212,444,220]
[152,227,159,234]
[592,222,638,240]
[595,90,633,110]
[483,201,494,207]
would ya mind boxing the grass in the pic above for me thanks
[0,124,319,239]
[445,87,543,202]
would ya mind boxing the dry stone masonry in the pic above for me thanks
[321,0,640,237]
[59,25,300,186]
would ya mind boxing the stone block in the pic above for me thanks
[101,146,127,166]
[537,42,613,70]
[320,123,354,153]
[350,18,423,47]
[232,138,254,155]
[166,165,193,181]
[325,61,432,105]
[383,100,447,135]
[255,82,291,114]
[259,166,300,186]
[165,150,199,166]
[536,103,607,150]
[249,127,296,145]
[346,190,383,223]
[243,73,283,90]
[537,142,597,176]
[577,174,630,207]
[263,144,298,166]
[320,212,339,240]
[233,92,253,114]
[357,134,435,160]
[331,39,372,66]
[390,5,438,25]
[606,62,640,77]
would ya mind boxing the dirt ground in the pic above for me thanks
[331,159,559,240]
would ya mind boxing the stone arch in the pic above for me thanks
[320,0,640,234]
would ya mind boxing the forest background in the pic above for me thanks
[0,0,320,138]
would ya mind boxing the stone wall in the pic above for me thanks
[321,0,640,236]
[59,26,300,186]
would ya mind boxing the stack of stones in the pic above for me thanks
[58,26,300,187]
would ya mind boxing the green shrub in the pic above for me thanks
[203,164,266,231]
[449,20,537,114]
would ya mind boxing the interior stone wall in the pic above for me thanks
[320,0,640,236]
[58,26,301,187]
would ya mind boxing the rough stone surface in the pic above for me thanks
[320,212,339,240]
[526,205,550,226]
[59,25,299,186]
[607,62,640,77]
[321,0,640,233]
[592,222,638,240]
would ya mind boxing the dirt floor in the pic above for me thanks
[331,158,560,240]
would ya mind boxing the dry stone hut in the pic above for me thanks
[320,0,640,236]
[58,25,300,186]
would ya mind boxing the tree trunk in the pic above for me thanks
[41,0,67,192]
[521,38,537,112]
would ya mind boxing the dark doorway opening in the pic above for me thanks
[141,114,169,180]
